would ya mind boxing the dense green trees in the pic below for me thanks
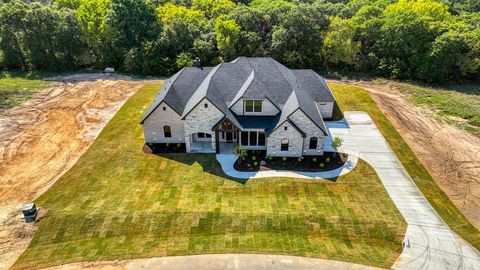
[0,0,478,82]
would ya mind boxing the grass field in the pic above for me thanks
[0,72,51,108]
[13,84,406,269]
[330,83,480,251]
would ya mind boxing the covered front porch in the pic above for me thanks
[189,141,234,154]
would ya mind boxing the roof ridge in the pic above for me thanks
[229,69,255,107]
[181,64,222,118]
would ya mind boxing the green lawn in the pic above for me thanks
[13,84,406,269]
[330,83,480,250]
[0,72,51,108]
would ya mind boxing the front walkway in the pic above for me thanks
[216,151,358,179]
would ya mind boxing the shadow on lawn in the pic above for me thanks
[143,144,248,184]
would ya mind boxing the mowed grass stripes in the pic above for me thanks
[13,84,406,269]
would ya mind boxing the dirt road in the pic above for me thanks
[0,74,162,270]
[332,80,480,230]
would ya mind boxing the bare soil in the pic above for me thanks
[0,73,162,270]
[331,80,480,230]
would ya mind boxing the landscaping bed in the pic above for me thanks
[145,143,186,153]
[233,150,348,172]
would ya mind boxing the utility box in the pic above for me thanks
[22,203,37,223]
[104,67,115,73]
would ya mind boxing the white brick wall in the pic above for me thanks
[267,121,303,157]
[184,98,224,151]
[289,110,325,156]
[143,102,185,144]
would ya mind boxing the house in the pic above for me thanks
[140,57,336,157]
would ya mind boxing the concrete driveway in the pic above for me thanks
[328,112,480,270]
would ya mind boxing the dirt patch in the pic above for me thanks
[330,80,480,230]
[0,74,162,270]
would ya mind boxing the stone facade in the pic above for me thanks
[289,110,325,156]
[266,121,304,157]
[143,99,329,156]
[143,101,185,144]
[184,98,224,151]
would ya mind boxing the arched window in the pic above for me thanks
[309,137,318,149]
[163,125,171,138]
[281,139,289,151]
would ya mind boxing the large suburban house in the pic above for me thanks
[140,57,336,157]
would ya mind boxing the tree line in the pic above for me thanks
[0,0,479,82]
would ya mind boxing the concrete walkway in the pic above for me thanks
[42,254,384,270]
[335,112,480,270]
[216,146,358,179]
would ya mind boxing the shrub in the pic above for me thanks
[241,156,246,161]
[166,143,170,148]
[176,143,181,148]
[319,163,325,168]
[254,161,258,166]
[312,157,317,162]
[325,157,331,163]
[252,156,257,161]
[282,157,287,161]
[268,156,273,160]
[297,157,302,162]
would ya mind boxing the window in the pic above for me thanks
[309,137,318,149]
[204,103,208,108]
[197,132,212,139]
[281,139,289,151]
[258,132,265,146]
[318,102,327,105]
[241,131,265,146]
[284,126,288,130]
[254,100,262,112]
[163,126,171,138]
[244,100,262,112]
[249,131,257,146]
[241,131,249,145]
[163,106,166,111]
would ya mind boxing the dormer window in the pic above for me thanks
[245,100,262,112]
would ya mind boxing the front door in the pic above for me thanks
[225,132,233,142]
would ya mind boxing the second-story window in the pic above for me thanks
[245,100,262,112]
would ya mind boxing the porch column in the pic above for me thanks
[215,131,220,154]
[211,132,216,152]
[185,134,191,152]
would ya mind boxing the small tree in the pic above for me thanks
[332,136,343,157]
[232,143,247,165]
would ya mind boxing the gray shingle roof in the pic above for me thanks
[141,57,334,135]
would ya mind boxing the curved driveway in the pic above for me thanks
[329,112,480,270]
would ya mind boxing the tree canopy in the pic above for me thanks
[0,0,478,82]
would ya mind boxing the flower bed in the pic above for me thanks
[145,143,187,154]
[233,150,348,172]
